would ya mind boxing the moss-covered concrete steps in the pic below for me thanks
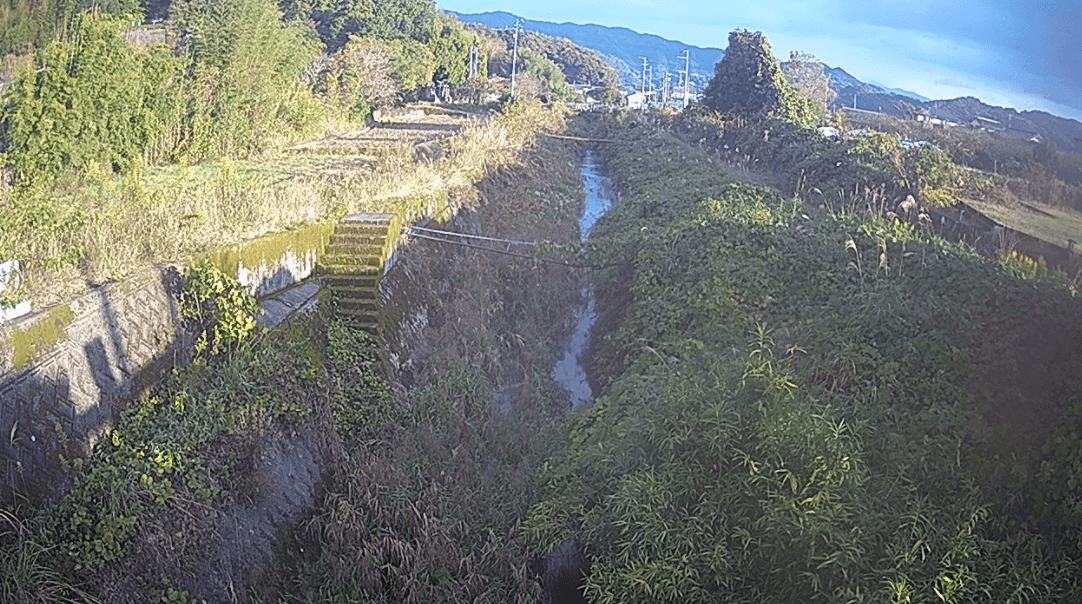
[320,214,396,331]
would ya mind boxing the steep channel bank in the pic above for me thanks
[379,138,588,412]
[268,131,592,602]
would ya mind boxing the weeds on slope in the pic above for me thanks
[526,116,1082,603]
[3,101,564,308]
[263,125,587,604]
[0,267,332,599]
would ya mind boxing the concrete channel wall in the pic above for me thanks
[0,222,339,501]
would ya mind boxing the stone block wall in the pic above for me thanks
[0,268,186,501]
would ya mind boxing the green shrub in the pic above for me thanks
[181,262,260,356]
[1,13,181,189]
[526,119,1082,603]
[173,0,323,160]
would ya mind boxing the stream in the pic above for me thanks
[553,149,614,408]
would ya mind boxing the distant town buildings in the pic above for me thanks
[913,112,959,129]
[626,91,647,110]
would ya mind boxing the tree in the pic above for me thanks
[318,36,433,116]
[1033,136,1059,170]
[0,0,143,57]
[701,29,818,128]
[1,12,179,187]
[278,0,376,53]
[365,0,438,42]
[172,0,320,157]
[782,51,835,118]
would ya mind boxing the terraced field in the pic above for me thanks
[144,105,488,188]
[967,197,1082,248]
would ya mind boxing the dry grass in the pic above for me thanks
[13,101,564,307]
[966,197,1082,248]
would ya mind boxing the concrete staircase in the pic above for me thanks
[320,214,397,331]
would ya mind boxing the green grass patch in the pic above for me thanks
[8,101,562,308]
[10,304,73,369]
[526,115,1082,603]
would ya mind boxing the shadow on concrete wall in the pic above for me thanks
[923,203,1082,280]
[1,266,191,506]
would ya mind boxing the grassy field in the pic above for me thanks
[967,197,1082,248]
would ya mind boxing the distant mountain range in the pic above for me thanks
[449,10,1082,153]
[448,10,723,93]
[826,69,1082,153]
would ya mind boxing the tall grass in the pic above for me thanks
[11,101,564,307]
[0,507,97,603]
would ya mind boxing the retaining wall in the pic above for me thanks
[0,222,337,502]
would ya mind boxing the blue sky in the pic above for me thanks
[437,0,1082,122]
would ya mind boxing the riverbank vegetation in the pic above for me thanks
[5,12,1082,602]
[525,113,1082,603]
[1,115,586,601]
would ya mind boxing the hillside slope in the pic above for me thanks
[450,10,723,92]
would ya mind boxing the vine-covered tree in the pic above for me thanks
[701,29,818,128]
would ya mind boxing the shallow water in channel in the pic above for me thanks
[552,150,613,408]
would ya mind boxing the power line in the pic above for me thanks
[409,225,536,247]
[405,227,624,269]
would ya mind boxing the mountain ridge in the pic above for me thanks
[448,10,1082,153]
[448,10,724,92]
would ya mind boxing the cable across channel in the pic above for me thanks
[405,226,622,269]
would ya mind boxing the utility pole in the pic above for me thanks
[510,19,523,99]
[647,63,654,104]
[468,45,478,80]
[679,49,691,108]
[662,72,672,105]
[640,56,648,100]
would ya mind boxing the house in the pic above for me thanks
[817,126,840,139]
[903,110,958,129]
[626,92,646,110]
[970,116,1002,131]
[1002,116,1040,140]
